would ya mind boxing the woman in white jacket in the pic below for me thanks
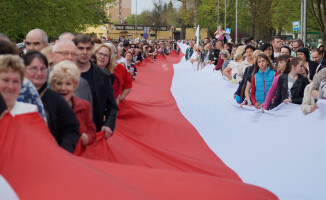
[301,68,326,114]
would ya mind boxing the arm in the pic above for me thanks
[263,75,279,109]
[301,83,316,114]
[235,67,249,96]
[120,88,131,102]
[223,65,232,80]
[270,76,283,109]
[58,96,80,153]
[244,81,252,105]
[250,76,258,106]
[84,102,96,145]
[103,75,118,137]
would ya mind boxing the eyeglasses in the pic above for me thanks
[96,52,110,59]
[26,67,48,74]
[54,51,77,57]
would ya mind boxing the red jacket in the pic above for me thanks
[72,96,96,145]
[114,63,133,91]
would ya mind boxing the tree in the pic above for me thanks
[271,0,301,35]
[0,0,114,41]
[309,0,326,46]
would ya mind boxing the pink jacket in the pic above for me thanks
[263,75,280,109]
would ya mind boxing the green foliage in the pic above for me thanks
[0,0,114,41]
[271,0,301,34]
[197,0,252,37]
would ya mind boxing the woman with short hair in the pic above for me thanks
[0,54,37,116]
[24,51,79,153]
[49,60,96,147]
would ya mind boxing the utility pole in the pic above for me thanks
[300,0,303,40]
[134,0,138,39]
[224,0,226,29]
[236,0,238,43]
[303,0,307,46]
[217,0,219,29]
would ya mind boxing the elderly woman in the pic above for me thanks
[94,44,132,103]
[0,54,37,116]
[23,51,79,153]
[49,60,96,147]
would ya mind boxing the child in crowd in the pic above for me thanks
[125,51,137,80]
[239,50,263,106]
[270,57,309,109]
[223,54,242,82]
[250,54,277,109]
[262,54,291,111]
[214,26,225,41]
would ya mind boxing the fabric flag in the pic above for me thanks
[173,42,326,200]
[195,25,200,47]
[0,49,278,200]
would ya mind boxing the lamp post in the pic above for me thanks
[235,0,238,43]
[217,0,219,29]
[224,0,226,29]
[134,0,137,39]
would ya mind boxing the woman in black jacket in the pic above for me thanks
[296,47,319,81]
[270,57,310,109]
[24,51,79,153]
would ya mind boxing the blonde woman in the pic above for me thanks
[94,44,132,103]
[49,60,96,147]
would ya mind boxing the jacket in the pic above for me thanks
[88,62,118,132]
[251,67,276,105]
[185,47,193,60]
[72,96,96,145]
[209,49,220,65]
[38,83,79,153]
[234,65,254,99]
[301,68,326,114]
[270,74,309,109]
[308,60,319,80]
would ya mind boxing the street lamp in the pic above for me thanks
[134,0,138,39]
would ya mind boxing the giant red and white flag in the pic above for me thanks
[3,45,322,199]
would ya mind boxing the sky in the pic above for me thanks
[131,0,181,14]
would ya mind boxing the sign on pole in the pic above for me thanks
[225,28,231,35]
[293,21,300,31]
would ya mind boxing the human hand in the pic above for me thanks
[254,103,261,109]
[310,103,317,112]
[261,107,265,113]
[101,126,113,138]
[283,99,292,104]
[81,133,89,146]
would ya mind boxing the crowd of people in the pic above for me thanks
[184,33,326,115]
[0,29,180,154]
[1,27,325,153]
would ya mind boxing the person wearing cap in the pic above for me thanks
[296,47,319,81]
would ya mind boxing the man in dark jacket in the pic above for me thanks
[73,34,118,138]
